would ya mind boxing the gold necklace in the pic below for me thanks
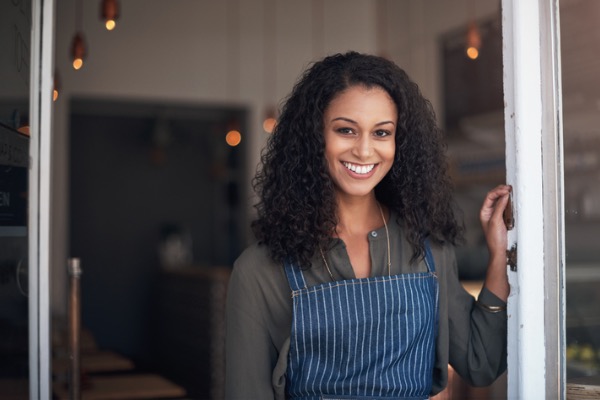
[319,202,391,280]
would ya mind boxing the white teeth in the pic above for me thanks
[343,162,375,175]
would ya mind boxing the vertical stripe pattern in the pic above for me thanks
[284,245,438,400]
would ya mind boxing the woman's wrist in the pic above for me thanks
[484,263,510,302]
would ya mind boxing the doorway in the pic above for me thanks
[68,98,247,397]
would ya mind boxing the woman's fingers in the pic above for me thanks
[480,184,511,225]
[480,185,512,256]
[481,185,512,301]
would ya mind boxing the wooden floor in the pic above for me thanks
[567,375,600,399]
[53,373,186,400]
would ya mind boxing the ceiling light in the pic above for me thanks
[466,21,481,60]
[226,130,242,147]
[71,32,86,70]
[53,70,60,101]
[101,0,119,31]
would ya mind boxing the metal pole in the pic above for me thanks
[68,258,82,400]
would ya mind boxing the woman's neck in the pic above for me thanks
[335,194,385,237]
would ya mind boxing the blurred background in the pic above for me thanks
[51,2,508,397]
[2,0,600,398]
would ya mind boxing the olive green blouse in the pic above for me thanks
[225,213,507,399]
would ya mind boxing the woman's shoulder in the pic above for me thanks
[235,241,271,266]
[428,239,456,260]
[228,242,292,330]
[426,239,458,283]
[232,241,287,289]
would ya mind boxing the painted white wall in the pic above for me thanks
[50,0,500,314]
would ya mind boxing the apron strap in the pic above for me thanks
[424,238,440,339]
[424,238,436,273]
[284,257,307,291]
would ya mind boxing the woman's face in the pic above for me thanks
[323,85,397,201]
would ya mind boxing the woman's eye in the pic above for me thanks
[337,127,354,135]
[374,129,392,137]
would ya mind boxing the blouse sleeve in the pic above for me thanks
[225,245,292,400]
[445,247,508,386]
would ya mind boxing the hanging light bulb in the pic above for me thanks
[465,21,481,60]
[70,0,87,70]
[226,130,242,147]
[71,32,86,70]
[101,0,119,31]
[53,70,61,101]
[225,119,242,147]
[263,117,277,134]
[262,106,277,134]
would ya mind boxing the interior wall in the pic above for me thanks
[50,0,501,315]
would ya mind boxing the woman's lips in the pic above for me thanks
[342,161,378,178]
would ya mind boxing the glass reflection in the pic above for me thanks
[562,0,600,383]
[0,0,32,398]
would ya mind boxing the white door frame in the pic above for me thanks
[29,0,55,397]
[502,0,565,398]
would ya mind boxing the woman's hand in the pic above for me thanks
[480,184,511,257]
[480,184,512,301]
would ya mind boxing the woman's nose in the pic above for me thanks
[352,134,373,159]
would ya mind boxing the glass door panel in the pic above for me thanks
[561,0,600,385]
[0,0,32,398]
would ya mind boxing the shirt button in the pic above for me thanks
[370,231,378,238]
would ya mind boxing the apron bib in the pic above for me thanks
[284,243,438,400]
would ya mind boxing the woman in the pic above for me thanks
[226,52,510,399]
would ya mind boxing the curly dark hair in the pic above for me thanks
[252,51,463,267]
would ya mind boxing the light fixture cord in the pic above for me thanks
[263,0,277,108]
[75,0,83,32]
[226,0,241,99]
[311,0,324,58]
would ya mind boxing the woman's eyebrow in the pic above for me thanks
[375,120,396,127]
[330,117,396,126]
[330,117,358,124]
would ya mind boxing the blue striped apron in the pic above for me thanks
[283,243,438,400]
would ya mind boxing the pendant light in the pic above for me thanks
[101,0,119,31]
[466,21,481,60]
[226,129,242,147]
[71,0,86,70]
[262,106,277,134]
[53,70,61,101]
[71,33,86,70]
[262,0,278,134]
[225,120,242,147]
[465,0,481,60]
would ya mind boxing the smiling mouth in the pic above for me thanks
[342,162,376,175]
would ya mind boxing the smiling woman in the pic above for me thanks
[323,86,396,204]
[225,51,510,400]
[322,86,397,278]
